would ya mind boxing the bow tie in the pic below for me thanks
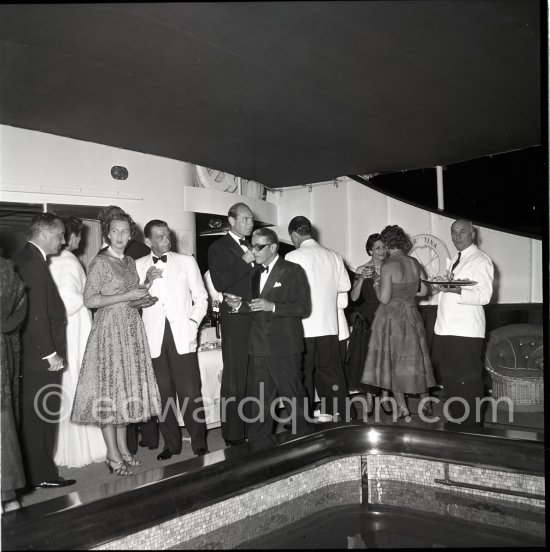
[258,265,268,274]
[239,238,251,248]
[152,255,167,264]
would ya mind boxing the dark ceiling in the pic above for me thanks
[0,1,541,188]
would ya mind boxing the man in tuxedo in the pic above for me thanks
[12,213,76,489]
[285,216,351,421]
[136,220,209,458]
[226,228,311,441]
[207,203,255,446]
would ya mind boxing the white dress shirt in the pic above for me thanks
[228,230,250,254]
[259,255,279,294]
[434,243,494,338]
[151,254,168,305]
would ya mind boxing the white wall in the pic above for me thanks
[0,125,281,255]
[1,125,542,303]
[275,176,543,304]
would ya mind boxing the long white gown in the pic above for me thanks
[50,249,106,467]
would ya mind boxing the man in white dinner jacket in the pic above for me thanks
[136,220,209,459]
[285,216,351,421]
[432,219,494,426]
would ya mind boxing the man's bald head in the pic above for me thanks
[451,219,475,252]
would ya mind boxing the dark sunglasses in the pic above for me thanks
[251,242,273,251]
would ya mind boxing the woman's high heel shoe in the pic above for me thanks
[380,397,394,416]
[396,408,410,420]
[121,453,142,467]
[106,458,132,476]
[421,401,433,417]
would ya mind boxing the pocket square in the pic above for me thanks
[273,281,282,288]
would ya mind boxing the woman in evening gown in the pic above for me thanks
[71,209,161,476]
[348,233,387,397]
[361,225,436,418]
[50,216,107,467]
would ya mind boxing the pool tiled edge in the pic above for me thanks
[366,455,545,507]
[92,457,361,550]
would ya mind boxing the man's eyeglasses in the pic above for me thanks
[251,242,273,251]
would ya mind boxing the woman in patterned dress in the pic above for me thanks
[71,209,161,476]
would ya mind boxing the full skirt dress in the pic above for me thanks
[71,253,161,426]
[362,282,436,393]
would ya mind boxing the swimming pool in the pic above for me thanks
[2,422,544,549]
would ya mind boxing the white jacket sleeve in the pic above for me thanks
[337,291,349,308]
[458,257,494,306]
[187,258,208,324]
[337,255,351,293]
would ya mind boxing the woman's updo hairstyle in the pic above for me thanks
[365,233,382,256]
[98,205,137,245]
[380,225,412,252]
[62,216,84,238]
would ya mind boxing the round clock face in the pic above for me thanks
[409,234,451,279]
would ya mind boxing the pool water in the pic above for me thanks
[240,504,544,548]
[174,480,544,549]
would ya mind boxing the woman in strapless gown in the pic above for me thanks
[361,225,436,418]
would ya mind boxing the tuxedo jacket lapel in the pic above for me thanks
[260,258,284,297]
[225,234,246,260]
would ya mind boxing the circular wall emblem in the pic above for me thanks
[410,234,451,279]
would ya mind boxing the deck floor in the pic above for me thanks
[17,392,543,509]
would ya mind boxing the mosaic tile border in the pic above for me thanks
[92,456,361,550]
[366,455,545,507]
[178,480,360,550]
[92,453,544,550]
[368,479,545,538]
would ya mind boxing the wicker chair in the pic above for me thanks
[484,324,544,412]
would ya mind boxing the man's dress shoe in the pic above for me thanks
[157,449,180,461]
[195,448,209,456]
[35,477,76,489]
[224,439,245,447]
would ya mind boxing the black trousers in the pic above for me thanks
[303,335,349,418]
[19,362,61,486]
[219,311,251,441]
[247,354,310,442]
[432,335,485,426]
[153,321,207,453]
[126,418,159,453]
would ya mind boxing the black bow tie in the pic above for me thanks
[258,265,268,274]
[153,255,167,264]
[239,238,250,247]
